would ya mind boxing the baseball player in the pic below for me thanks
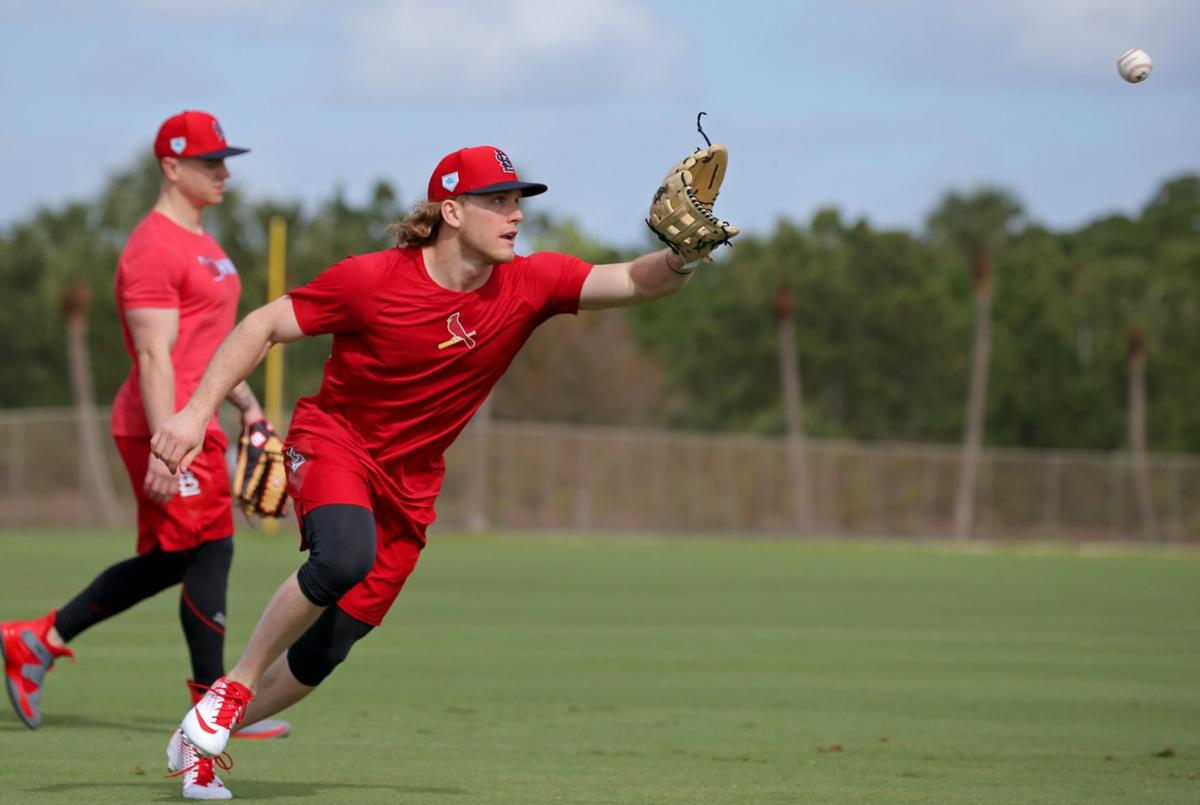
[0,111,289,801]
[150,143,735,793]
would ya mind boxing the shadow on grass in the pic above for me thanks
[25,780,471,801]
[0,712,164,734]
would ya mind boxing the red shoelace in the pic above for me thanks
[196,679,253,728]
[166,752,233,786]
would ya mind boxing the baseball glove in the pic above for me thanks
[232,420,289,519]
[646,144,740,264]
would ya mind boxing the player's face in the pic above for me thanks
[173,157,230,207]
[458,191,523,264]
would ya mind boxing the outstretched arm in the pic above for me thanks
[152,295,304,473]
[580,141,738,311]
[578,248,692,311]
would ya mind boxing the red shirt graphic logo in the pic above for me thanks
[197,255,237,281]
[438,312,477,350]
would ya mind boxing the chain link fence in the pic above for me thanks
[3,407,1198,542]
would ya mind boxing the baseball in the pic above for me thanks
[1117,48,1153,83]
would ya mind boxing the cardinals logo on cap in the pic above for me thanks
[441,172,460,193]
[211,119,226,141]
[494,150,515,174]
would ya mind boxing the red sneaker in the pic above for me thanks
[232,718,292,740]
[1,610,74,729]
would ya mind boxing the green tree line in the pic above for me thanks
[2,155,1198,455]
[626,176,1200,456]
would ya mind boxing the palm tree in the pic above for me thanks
[731,220,826,535]
[465,395,492,533]
[1087,254,1167,543]
[1125,328,1160,542]
[927,189,1023,540]
[773,284,815,534]
[62,280,122,526]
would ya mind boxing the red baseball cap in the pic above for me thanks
[153,110,249,161]
[427,146,547,202]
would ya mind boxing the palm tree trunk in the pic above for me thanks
[775,288,814,535]
[1127,332,1161,542]
[466,393,492,533]
[63,284,122,527]
[952,266,993,541]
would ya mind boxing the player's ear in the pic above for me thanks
[160,157,180,181]
[440,198,463,230]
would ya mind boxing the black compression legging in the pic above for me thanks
[287,604,374,687]
[54,538,233,686]
[286,504,379,686]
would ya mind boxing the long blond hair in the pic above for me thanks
[388,200,445,248]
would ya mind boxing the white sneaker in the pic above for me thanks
[181,677,253,758]
[167,727,233,800]
[189,679,290,742]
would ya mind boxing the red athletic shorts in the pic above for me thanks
[115,432,234,555]
[284,434,425,627]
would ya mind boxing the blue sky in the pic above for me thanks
[3,0,1198,249]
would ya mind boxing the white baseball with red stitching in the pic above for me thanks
[1117,48,1152,83]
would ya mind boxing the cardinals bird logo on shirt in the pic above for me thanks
[438,312,477,350]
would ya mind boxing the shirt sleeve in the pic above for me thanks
[289,256,382,336]
[118,244,186,309]
[521,252,594,319]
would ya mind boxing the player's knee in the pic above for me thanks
[295,505,376,607]
[286,606,372,687]
[296,541,375,606]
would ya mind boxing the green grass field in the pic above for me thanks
[0,529,1197,804]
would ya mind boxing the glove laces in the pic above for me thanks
[696,111,712,147]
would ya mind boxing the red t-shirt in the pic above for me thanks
[287,247,592,522]
[111,211,241,437]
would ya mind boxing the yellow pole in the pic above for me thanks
[263,216,287,533]
[265,216,287,425]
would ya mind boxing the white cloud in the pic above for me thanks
[117,0,319,30]
[110,0,685,103]
[340,0,685,102]
[849,0,1200,85]
[124,0,300,18]
[966,0,1197,76]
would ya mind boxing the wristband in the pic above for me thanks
[666,253,694,276]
